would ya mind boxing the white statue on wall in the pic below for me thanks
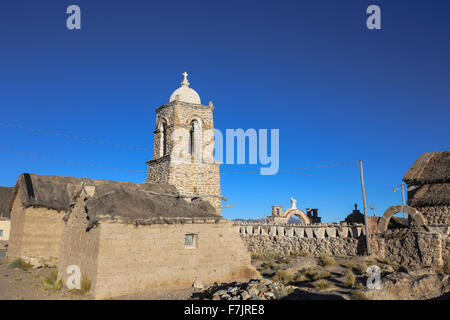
[290,197,297,210]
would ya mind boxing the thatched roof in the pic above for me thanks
[0,187,14,219]
[403,151,450,184]
[13,173,221,225]
[407,182,450,207]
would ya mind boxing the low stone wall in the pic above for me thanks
[234,222,367,257]
[371,228,446,268]
[235,222,366,239]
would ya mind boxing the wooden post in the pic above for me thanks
[401,182,406,218]
[359,160,372,255]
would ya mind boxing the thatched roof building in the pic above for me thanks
[402,151,450,224]
[13,173,220,226]
[8,173,258,299]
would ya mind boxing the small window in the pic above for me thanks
[185,233,197,248]
[0,230,3,237]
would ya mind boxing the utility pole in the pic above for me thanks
[369,204,375,216]
[393,183,407,218]
[359,160,372,255]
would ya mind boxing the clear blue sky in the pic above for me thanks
[0,0,449,222]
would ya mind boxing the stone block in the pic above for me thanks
[277,227,285,236]
[285,228,294,237]
[313,228,325,240]
[336,227,349,238]
[294,228,304,238]
[269,226,277,236]
[325,227,336,238]
[304,228,313,238]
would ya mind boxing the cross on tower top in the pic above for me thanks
[181,72,190,86]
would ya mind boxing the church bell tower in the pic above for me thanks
[146,72,222,214]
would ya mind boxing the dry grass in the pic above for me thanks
[351,290,369,300]
[344,261,356,270]
[343,269,356,288]
[377,257,394,265]
[353,263,367,275]
[261,261,274,269]
[251,252,282,261]
[294,267,330,283]
[312,279,335,291]
[319,254,335,268]
[277,257,292,264]
[40,270,62,292]
[7,258,32,271]
[272,270,294,285]
[81,275,91,294]
[290,250,310,257]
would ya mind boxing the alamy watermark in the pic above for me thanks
[167,127,280,175]
[66,265,81,289]
[366,265,382,290]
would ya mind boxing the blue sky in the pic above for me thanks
[0,0,449,222]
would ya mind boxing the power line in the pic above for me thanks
[221,160,357,175]
[0,122,152,152]
[0,146,146,173]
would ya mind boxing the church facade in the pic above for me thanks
[146,73,222,214]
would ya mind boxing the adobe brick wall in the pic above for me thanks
[91,220,258,299]
[7,195,64,266]
[58,197,101,291]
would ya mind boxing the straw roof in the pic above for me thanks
[0,187,14,219]
[13,173,221,225]
[403,151,450,184]
[407,182,450,207]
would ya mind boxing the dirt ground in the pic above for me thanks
[0,255,196,300]
[0,240,196,300]
[1,240,448,300]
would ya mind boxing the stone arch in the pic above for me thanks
[156,115,170,128]
[188,119,202,157]
[185,114,204,127]
[284,208,311,225]
[156,118,169,157]
[378,205,427,233]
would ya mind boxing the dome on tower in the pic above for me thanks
[169,72,201,104]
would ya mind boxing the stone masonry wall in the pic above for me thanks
[147,102,222,214]
[235,222,367,256]
[417,206,450,225]
[92,220,258,299]
[146,156,171,184]
[7,195,65,266]
[371,229,445,268]
[168,161,221,213]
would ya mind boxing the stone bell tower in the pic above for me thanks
[146,72,222,214]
